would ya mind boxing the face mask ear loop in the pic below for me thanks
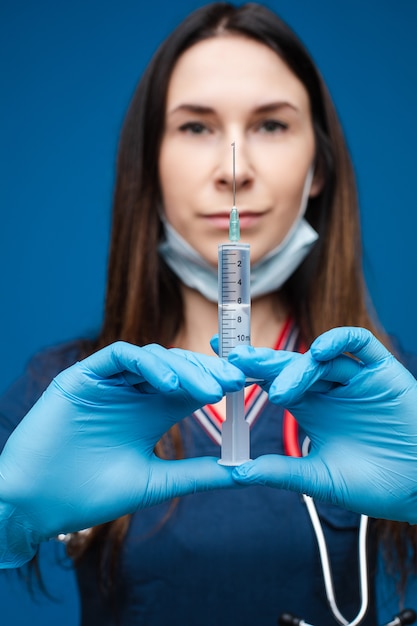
[299,164,315,218]
[158,203,166,225]
[259,164,315,263]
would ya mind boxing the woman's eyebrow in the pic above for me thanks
[253,101,299,114]
[168,104,215,116]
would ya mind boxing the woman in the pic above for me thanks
[1,3,416,625]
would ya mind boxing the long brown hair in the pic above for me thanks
[68,1,417,590]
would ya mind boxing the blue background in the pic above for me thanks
[0,0,416,624]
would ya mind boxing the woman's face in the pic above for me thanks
[159,35,322,267]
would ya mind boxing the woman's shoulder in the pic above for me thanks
[389,335,417,379]
[0,339,92,448]
[24,339,89,387]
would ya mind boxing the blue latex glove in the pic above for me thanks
[229,327,417,523]
[0,341,245,567]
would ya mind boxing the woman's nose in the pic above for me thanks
[214,140,254,194]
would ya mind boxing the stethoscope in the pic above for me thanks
[280,410,416,626]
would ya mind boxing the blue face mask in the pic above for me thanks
[158,168,318,302]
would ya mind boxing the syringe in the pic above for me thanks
[217,143,251,466]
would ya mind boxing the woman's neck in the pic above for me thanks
[174,284,288,355]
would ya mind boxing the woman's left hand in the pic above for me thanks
[228,327,417,523]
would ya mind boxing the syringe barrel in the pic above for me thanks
[218,243,251,358]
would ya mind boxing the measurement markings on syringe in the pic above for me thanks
[218,244,250,357]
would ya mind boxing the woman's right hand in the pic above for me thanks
[0,342,245,567]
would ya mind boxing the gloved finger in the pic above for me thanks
[228,347,362,402]
[69,342,179,392]
[311,327,391,365]
[169,348,245,389]
[209,334,219,355]
[269,352,363,404]
[144,346,245,404]
[209,339,263,385]
[149,456,243,503]
[231,455,334,503]
[227,346,300,380]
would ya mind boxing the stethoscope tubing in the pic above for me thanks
[283,410,369,626]
[302,494,369,626]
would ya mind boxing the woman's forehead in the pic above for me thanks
[165,35,310,113]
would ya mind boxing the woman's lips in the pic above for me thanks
[203,211,266,229]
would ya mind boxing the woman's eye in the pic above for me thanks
[258,119,288,133]
[179,122,209,135]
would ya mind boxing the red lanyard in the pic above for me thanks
[283,410,301,457]
[282,330,306,459]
